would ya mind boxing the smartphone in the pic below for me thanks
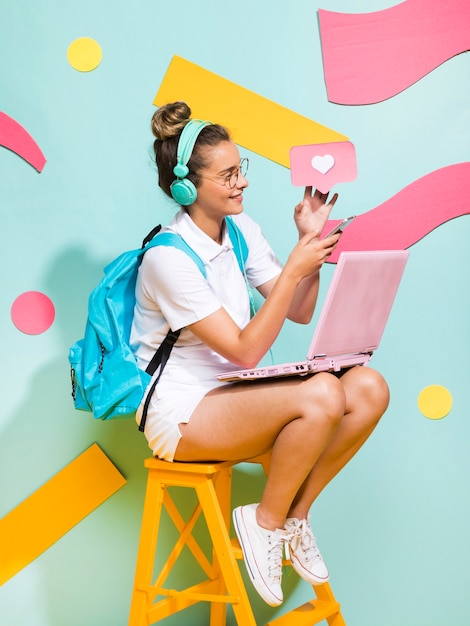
[323,215,356,238]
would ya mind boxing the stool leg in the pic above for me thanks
[315,583,347,626]
[197,474,257,626]
[128,471,165,626]
[208,466,232,626]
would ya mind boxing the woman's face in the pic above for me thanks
[192,140,248,219]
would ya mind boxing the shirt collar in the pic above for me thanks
[172,211,234,263]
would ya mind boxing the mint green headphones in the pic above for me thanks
[170,119,212,206]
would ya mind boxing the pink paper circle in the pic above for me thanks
[11,291,55,335]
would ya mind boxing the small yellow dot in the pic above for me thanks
[417,384,453,420]
[67,37,102,72]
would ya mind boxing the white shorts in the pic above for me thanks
[136,378,217,461]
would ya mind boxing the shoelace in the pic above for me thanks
[266,530,290,581]
[288,519,321,563]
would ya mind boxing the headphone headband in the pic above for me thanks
[173,119,212,178]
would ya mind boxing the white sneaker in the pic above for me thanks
[233,504,287,606]
[284,515,329,585]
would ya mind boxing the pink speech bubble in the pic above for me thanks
[0,111,46,172]
[289,141,357,193]
[11,291,55,335]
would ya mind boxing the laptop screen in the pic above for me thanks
[307,250,409,359]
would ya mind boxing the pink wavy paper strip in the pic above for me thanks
[0,111,46,172]
[318,0,470,105]
[324,163,470,264]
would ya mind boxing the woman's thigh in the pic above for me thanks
[174,372,345,462]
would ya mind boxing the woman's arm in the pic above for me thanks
[259,187,341,324]
[188,188,341,367]
[257,274,319,324]
[258,239,337,325]
[187,230,338,368]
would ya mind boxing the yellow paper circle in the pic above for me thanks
[67,37,102,72]
[417,384,453,420]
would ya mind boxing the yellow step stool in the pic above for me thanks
[128,457,346,626]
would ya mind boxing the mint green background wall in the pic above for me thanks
[1,1,469,625]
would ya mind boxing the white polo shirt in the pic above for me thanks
[130,210,283,385]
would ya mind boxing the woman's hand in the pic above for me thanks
[294,187,339,237]
[285,230,340,282]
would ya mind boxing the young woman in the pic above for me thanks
[130,101,390,607]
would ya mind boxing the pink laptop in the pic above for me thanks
[217,250,409,383]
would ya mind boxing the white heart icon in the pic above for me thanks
[311,154,335,174]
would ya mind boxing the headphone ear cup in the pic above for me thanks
[170,178,198,206]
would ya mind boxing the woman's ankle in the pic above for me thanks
[256,504,286,531]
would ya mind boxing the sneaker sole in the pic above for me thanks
[233,507,283,607]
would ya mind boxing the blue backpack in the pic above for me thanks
[69,217,248,431]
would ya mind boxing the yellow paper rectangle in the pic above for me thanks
[154,56,348,168]
[0,443,126,586]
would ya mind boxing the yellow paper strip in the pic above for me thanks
[154,56,348,168]
[0,443,126,586]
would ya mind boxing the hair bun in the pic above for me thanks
[151,101,191,141]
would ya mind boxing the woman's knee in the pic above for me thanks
[346,366,390,414]
[300,373,346,423]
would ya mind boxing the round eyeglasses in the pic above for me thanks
[200,158,249,189]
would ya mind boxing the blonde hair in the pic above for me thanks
[151,100,190,141]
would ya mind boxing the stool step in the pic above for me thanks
[144,458,235,474]
[266,599,343,626]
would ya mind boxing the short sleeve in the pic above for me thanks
[137,245,221,330]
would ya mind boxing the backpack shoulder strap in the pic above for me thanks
[225,216,248,273]
[144,220,249,278]
[226,216,257,318]
[145,231,207,278]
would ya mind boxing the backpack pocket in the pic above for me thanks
[85,342,151,421]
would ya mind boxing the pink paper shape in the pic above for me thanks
[323,163,470,263]
[290,141,357,193]
[11,291,55,335]
[318,0,470,105]
[0,111,46,172]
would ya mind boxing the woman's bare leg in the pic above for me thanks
[175,372,346,530]
[175,366,389,603]
[287,366,390,520]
